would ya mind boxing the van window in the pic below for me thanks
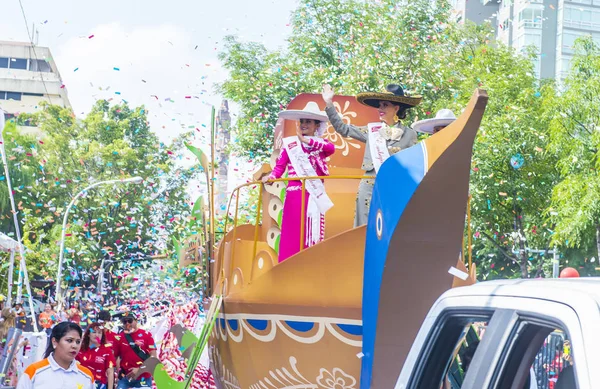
[531,330,575,389]
[405,310,494,389]
[440,322,488,388]
[493,321,577,389]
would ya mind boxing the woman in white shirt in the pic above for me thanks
[16,322,94,389]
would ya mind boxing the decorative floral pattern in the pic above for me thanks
[246,356,358,389]
[316,368,357,389]
[323,101,363,156]
[210,346,241,389]
[212,313,362,347]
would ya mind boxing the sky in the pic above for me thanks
[1,0,299,197]
[1,0,298,143]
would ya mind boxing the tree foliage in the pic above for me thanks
[217,0,571,278]
[218,0,453,160]
[0,101,200,296]
[430,25,561,279]
[547,37,600,263]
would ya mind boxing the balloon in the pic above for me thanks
[510,153,524,169]
[559,267,580,278]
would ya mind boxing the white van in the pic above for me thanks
[396,279,600,388]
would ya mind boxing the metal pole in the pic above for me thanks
[98,257,105,297]
[16,261,23,303]
[1,109,39,331]
[552,246,559,278]
[209,106,216,296]
[7,251,15,306]
[55,176,143,308]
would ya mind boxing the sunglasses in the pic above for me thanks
[122,318,134,324]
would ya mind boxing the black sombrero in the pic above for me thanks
[356,84,422,108]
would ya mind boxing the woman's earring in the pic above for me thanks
[393,114,400,123]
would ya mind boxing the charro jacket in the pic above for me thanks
[325,104,417,173]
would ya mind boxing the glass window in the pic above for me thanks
[0,91,6,100]
[581,9,592,22]
[531,330,575,388]
[562,31,587,50]
[6,92,22,101]
[525,33,542,48]
[405,310,493,388]
[441,321,488,388]
[29,59,52,72]
[0,57,8,68]
[562,58,572,73]
[520,7,543,27]
[492,320,578,389]
[9,58,28,70]
[564,6,600,28]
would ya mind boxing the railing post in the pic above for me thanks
[228,189,240,281]
[251,183,263,281]
[218,175,370,278]
[223,194,235,236]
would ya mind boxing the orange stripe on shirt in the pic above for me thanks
[24,358,51,380]
[77,363,95,382]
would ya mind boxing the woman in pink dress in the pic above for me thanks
[263,102,335,262]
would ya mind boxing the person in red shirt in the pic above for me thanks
[97,311,118,354]
[68,302,83,325]
[77,322,116,389]
[114,313,156,389]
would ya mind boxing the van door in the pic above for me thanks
[396,295,595,389]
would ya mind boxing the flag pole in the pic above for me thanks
[0,111,39,332]
[208,107,216,296]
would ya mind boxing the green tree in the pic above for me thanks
[218,0,453,161]
[1,101,200,296]
[424,24,561,279]
[218,0,562,278]
[1,120,40,232]
[547,36,600,262]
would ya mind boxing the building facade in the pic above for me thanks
[0,41,71,128]
[454,0,600,80]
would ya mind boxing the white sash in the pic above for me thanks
[283,136,334,246]
[283,136,334,214]
[368,122,391,173]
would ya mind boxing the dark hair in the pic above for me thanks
[299,118,321,125]
[98,310,112,322]
[43,322,83,358]
[390,103,410,120]
[81,322,106,352]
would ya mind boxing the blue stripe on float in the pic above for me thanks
[246,319,269,331]
[361,144,426,389]
[227,319,239,331]
[284,321,314,332]
[337,323,363,336]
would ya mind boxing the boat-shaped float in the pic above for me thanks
[205,89,487,388]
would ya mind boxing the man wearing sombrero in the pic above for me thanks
[322,84,421,226]
[412,109,457,135]
[263,102,335,262]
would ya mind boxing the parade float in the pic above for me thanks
[194,89,487,389]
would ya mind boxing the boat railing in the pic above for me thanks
[222,175,370,277]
